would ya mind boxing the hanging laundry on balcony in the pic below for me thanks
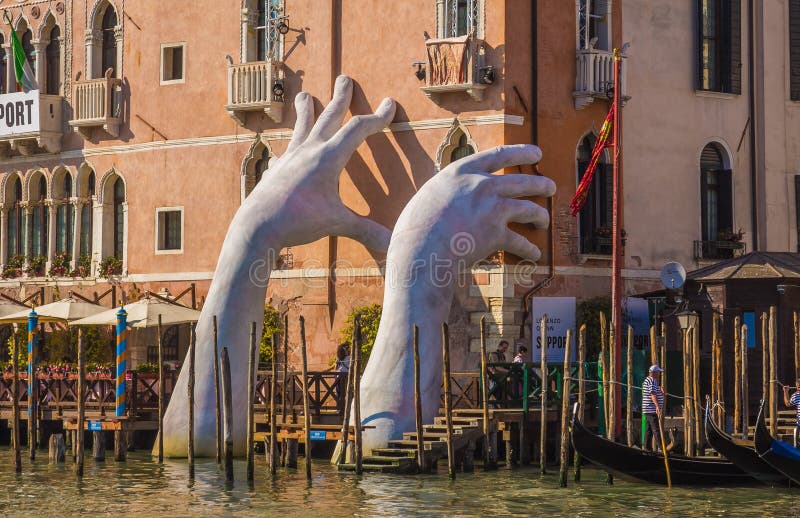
[425,35,470,86]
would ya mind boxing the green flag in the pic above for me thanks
[5,16,38,92]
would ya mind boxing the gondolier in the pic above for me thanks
[642,365,664,451]
[782,380,800,446]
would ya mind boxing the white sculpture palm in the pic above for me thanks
[161,76,396,456]
[357,145,555,453]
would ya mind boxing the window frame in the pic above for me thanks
[697,0,741,94]
[154,206,184,255]
[160,42,186,85]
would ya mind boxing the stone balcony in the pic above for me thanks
[225,60,284,125]
[69,70,123,138]
[573,48,629,110]
[0,91,63,157]
[421,35,489,102]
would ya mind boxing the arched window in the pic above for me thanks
[700,143,733,257]
[19,29,35,92]
[31,176,48,258]
[113,177,124,259]
[450,133,475,162]
[0,35,6,95]
[253,147,269,186]
[577,134,612,255]
[56,174,73,255]
[7,178,22,258]
[45,26,61,96]
[242,142,273,200]
[101,7,118,78]
[80,171,95,257]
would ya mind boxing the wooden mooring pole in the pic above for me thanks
[682,328,691,457]
[157,315,164,463]
[300,316,312,481]
[414,324,426,473]
[221,347,234,482]
[660,322,667,413]
[762,312,769,405]
[76,330,85,475]
[540,313,548,475]
[600,312,610,434]
[442,322,455,479]
[574,324,586,482]
[692,324,701,451]
[336,331,355,466]
[269,333,278,475]
[741,324,749,438]
[281,314,289,467]
[247,322,256,483]
[607,323,615,485]
[794,311,800,382]
[213,315,222,464]
[558,329,573,488]
[479,316,493,470]
[626,325,633,448]
[353,317,363,475]
[12,331,21,473]
[769,306,778,438]
[711,312,718,423]
[734,315,741,437]
[188,324,196,477]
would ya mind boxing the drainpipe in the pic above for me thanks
[747,0,758,250]
[520,0,554,339]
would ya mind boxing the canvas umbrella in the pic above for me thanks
[0,295,107,323]
[0,299,30,318]
[70,294,200,328]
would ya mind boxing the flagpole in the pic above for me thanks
[611,48,624,440]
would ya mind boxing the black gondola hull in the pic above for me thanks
[571,415,756,486]
[754,403,800,485]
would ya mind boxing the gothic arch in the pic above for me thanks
[89,0,120,28]
[50,166,74,199]
[435,120,478,171]
[76,162,98,198]
[37,11,58,41]
[97,168,126,204]
[0,172,24,207]
[240,135,275,202]
[24,169,49,202]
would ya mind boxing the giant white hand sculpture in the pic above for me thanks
[357,146,555,454]
[161,76,396,457]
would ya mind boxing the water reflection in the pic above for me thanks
[0,447,796,516]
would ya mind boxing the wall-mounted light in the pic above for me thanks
[272,81,284,101]
[479,65,495,85]
[412,61,426,81]
[277,20,290,35]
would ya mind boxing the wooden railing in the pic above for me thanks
[0,371,176,416]
[257,371,346,418]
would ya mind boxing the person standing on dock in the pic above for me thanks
[642,365,664,451]
[782,380,800,447]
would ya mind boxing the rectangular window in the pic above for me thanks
[160,43,185,84]
[577,0,612,51]
[155,207,183,254]
[742,311,756,348]
[791,1,800,101]
[441,0,480,38]
[698,0,741,94]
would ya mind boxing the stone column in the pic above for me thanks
[121,202,128,275]
[32,40,46,86]
[0,206,7,267]
[113,26,123,78]
[2,43,13,92]
[84,30,100,79]
[46,201,57,271]
[72,200,82,270]
[91,198,103,277]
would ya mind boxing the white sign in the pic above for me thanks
[0,90,40,136]
[531,297,576,363]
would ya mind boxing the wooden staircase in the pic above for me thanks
[337,410,490,474]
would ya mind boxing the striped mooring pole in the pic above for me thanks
[115,307,128,417]
[27,309,38,418]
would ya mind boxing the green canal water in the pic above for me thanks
[0,448,796,517]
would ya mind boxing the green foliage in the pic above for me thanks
[25,255,47,277]
[72,254,92,278]
[99,256,122,278]
[340,304,382,368]
[136,362,158,373]
[5,327,28,370]
[83,326,112,365]
[577,296,611,360]
[260,305,283,363]
[43,327,76,364]
[49,252,71,277]
[2,255,24,279]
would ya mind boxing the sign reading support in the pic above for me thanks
[88,421,102,431]
[309,430,327,441]
[531,297,576,363]
[0,90,40,136]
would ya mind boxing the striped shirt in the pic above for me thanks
[791,392,800,425]
[642,376,664,414]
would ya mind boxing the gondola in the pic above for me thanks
[571,409,756,486]
[754,401,800,485]
[704,402,788,485]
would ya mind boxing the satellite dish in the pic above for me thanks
[660,262,686,290]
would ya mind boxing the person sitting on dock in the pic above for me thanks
[782,380,800,447]
[642,365,664,451]
[513,345,528,364]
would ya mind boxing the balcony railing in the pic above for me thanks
[69,69,123,138]
[225,60,284,125]
[0,91,63,157]
[421,35,488,102]
[693,240,746,261]
[573,48,629,110]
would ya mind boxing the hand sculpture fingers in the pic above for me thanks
[501,231,543,262]
[328,98,396,158]
[500,199,550,227]
[307,75,353,142]
[286,92,315,153]
[492,173,557,199]
[331,207,392,252]
[454,144,542,175]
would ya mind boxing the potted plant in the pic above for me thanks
[71,254,92,278]
[98,256,122,278]
[49,252,71,277]
[25,255,47,277]
[2,255,25,279]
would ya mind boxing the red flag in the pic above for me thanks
[570,105,615,216]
